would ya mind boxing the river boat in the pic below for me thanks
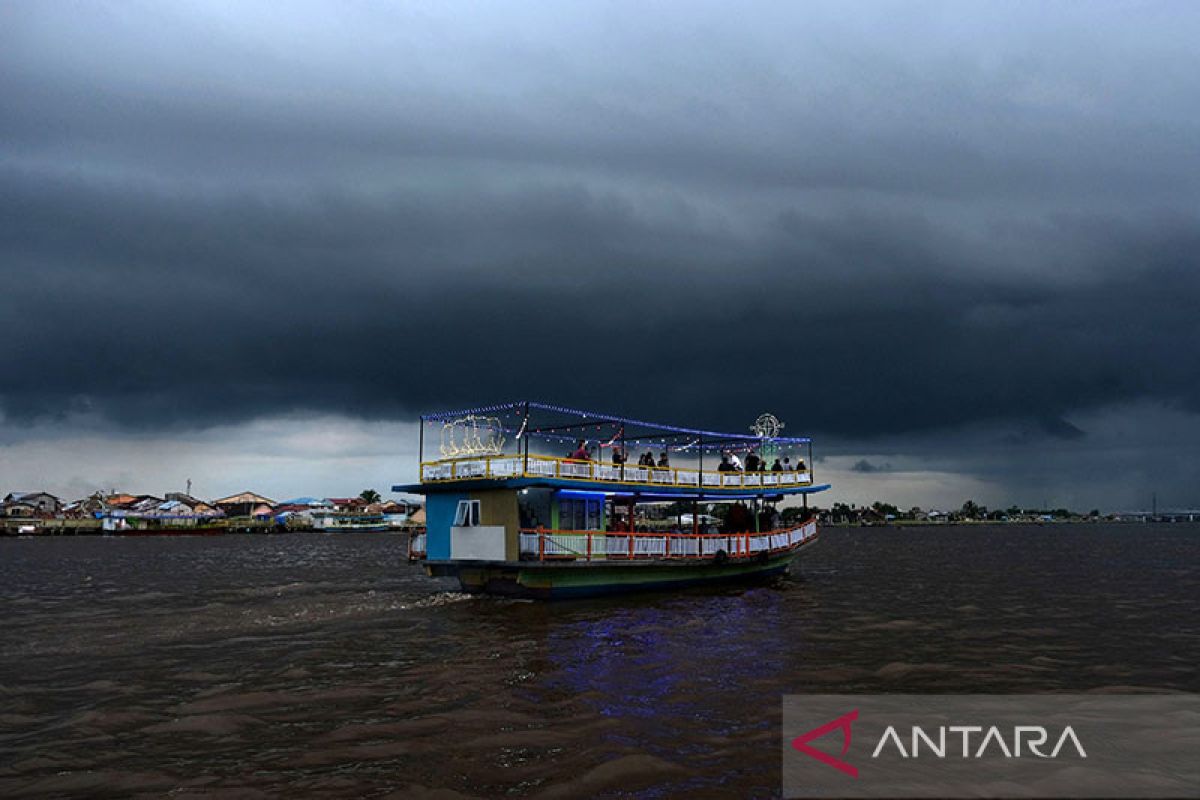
[101,515,226,535]
[394,401,830,599]
[313,513,390,533]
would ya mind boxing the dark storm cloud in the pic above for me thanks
[2,1,1199,447]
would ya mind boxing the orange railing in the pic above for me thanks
[517,519,817,562]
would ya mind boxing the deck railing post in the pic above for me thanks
[538,525,544,561]
[587,531,592,561]
[522,402,530,477]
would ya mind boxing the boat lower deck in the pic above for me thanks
[425,533,817,598]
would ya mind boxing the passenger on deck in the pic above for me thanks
[723,501,754,533]
[795,458,807,472]
[611,447,626,465]
[759,505,779,531]
[570,440,591,461]
[782,457,792,471]
[745,450,761,472]
[729,451,744,471]
[717,454,733,471]
[657,452,670,468]
[771,458,783,472]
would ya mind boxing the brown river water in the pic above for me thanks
[1,524,1197,798]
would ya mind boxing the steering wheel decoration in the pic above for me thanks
[751,413,783,440]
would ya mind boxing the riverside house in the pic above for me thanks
[212,491,275,518]
[2,492,62,517]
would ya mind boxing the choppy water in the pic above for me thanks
[1,524,1197,798]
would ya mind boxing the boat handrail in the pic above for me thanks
[516,519,818,562]
[419,453,812,490]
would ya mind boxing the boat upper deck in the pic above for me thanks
[395,401,828,498]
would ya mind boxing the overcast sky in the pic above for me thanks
[2,1,1198,510]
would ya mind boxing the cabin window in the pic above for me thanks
[454,499,481,527]
[559,497,602,531]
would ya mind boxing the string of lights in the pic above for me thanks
[422,421,808,452]
[420,400,812,444]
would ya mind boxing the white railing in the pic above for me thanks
[421,454,812,491]
[517,520,818,561]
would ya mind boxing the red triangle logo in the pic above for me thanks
[790,709,859,778]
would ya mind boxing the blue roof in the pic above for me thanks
[279,497,326,506]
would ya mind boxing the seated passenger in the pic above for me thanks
[771,458,783,472]
[782,457,792,471]
[745,450,761,472]
[729,451,744,471]
[717,454,733,472]
[611,447,626,465]
[723,501,753,533]
[639,451,655,467]
[570,440,590,461]
[657,452,670,468]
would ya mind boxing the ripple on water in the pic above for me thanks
[0,525,1197,797]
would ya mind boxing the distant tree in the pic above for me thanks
[872,501,900,517]
[662,500,694,517]
[781,506,806,524]
[708,504,731,523]
[359,489,381,504]
[1088,509,1100,518]
[831,502,854,524]
[961,500,981,520]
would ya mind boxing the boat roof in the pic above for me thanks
[421,400,812,446]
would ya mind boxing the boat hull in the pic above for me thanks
[425,536,817,599]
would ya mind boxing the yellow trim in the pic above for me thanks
[418,454,815,490]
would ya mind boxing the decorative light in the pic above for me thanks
[751,413,784,439]
[440,414,507,457]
